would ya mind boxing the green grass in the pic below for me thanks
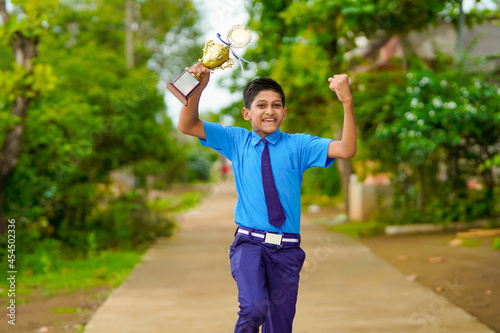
[327,221,385,237]
[460,238,482,247]
[492,237,500,250]
[51,307,91,314]
[149,190,204,213]
[0,188,205,300]
[0,250,142,298]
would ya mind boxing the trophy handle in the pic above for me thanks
[218,59,234,71]
[199,40,215,63]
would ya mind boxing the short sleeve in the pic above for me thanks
[297,134,335,171]
[198,121,235,160]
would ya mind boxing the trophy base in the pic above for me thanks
[167,70,201,106]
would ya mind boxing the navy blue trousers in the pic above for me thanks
[229,233,306,333]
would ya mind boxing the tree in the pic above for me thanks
[0,0,200,236]
[0,0,58,234]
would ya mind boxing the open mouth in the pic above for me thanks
[262,118,276,124]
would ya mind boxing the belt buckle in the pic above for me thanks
[264,232,282,246]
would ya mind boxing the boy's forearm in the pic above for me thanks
[177,88,202,133]
[176,63,210,138]
[339,100,357,157]
[327,74,357,159]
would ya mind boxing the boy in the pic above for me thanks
[177,62,356,333]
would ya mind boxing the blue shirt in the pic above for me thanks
[199,121,335,234]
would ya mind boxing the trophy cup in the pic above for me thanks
[167,25,252,106]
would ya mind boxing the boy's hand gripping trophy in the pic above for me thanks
[167,25,252,106]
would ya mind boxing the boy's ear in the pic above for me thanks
[242,107,251,121]
[283,106,287,119]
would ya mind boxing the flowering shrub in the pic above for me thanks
[354,68,500,223]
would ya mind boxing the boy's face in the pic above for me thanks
[242,90,287,138]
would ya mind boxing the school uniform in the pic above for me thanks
[199,120,335,333]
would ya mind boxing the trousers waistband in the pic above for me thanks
[235,227,301,247]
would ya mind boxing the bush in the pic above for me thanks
[187,147,217,182]
[353,60,500,224]
[302,166,341,197]
[86,192,176,252]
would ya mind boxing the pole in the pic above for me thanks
[125,0,134,68]
[457,0,465,62]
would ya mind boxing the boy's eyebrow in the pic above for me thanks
[255,100,283,104]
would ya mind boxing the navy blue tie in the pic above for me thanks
[261,138,286,229]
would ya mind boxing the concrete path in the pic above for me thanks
[85,181,495,333]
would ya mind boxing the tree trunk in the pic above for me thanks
[482,165,495,216]
[0,31,38,234]
[448,146,460,190]
[416,165,424,211]
[0,189,5,234]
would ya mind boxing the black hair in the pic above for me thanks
[243,77,285,109]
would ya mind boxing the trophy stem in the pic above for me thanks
[190,72,202,81]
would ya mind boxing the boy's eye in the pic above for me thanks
[257,104,266,108]
[273,104,282,108]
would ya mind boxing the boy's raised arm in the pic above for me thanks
[327,74,357,159]
[176,62,210,140]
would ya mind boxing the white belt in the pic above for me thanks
[237,228,299,246]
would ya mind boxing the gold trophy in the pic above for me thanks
[167,25,252,106]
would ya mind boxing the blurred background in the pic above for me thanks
[0,0,499,331]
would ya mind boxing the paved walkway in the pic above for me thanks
[85,181,494,333]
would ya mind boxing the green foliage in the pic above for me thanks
[302,165,341,197]
[0,187,203,297]
[0,112,21,148]
[0,0,59,115]
[186,147,217,182]
[149,190,204,214]
[0,62,56,101]
[328,221,384,237]
[492,237,500,250]
[2,0,201,249]
[84,192,176,251]
[354,62,500,223]
[0,0,58,40]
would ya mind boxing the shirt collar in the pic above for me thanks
[251,128,282,146]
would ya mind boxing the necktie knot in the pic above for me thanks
[261,138,268,145]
